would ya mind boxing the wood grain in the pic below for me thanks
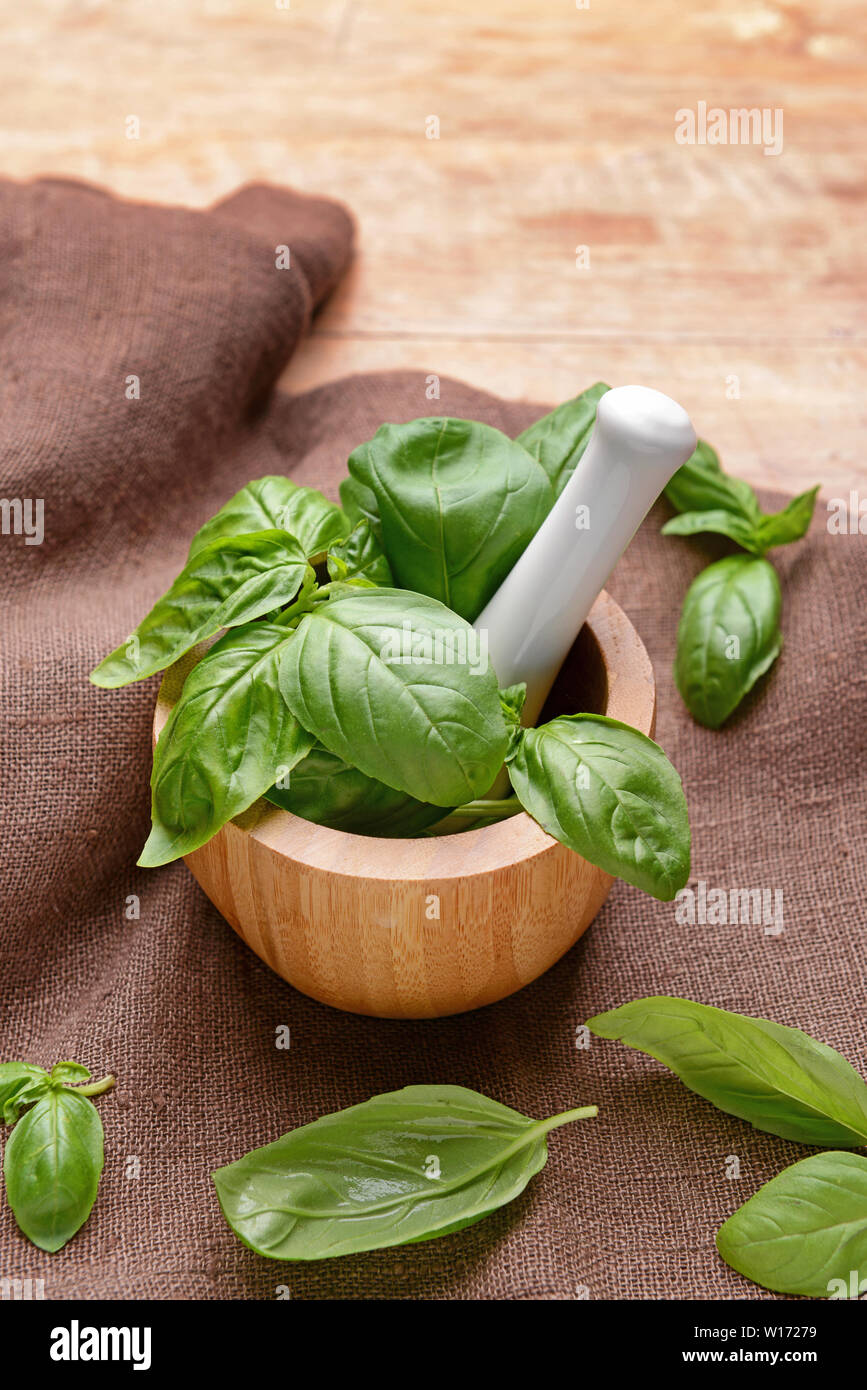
[153,590,657,1018]
[3,0,864,495]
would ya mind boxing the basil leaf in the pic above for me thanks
[346,418,554,621]
[516,382,610,497]
[665,440,761,522]
[265,744,447,836]
[674,554,782,728]
[188,476,349,561]
[716,1152,867,1297]
[3,1089,103,1252]
[753,484,820,552]
[49,1062,91,1086]
[586,996,867,1146]
[90,531,311,688]
[139,622,315,867]
[278,588,509,806]
[499,683,527,757]
[661,508,762,553]
[212,1084,596,1260]
[339,467,381,534]
[327,519,394,587]
[0,1064,49,1125]
[507,714,690,900]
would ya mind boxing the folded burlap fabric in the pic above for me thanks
[1,179,864,1300]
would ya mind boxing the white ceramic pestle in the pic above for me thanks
[474,385,696,795]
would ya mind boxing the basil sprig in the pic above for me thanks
[91,391,692,896]
[0,1061,114,1252]
[212,1084,597,1260]
[663,441,819,728]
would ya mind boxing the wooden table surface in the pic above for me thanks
[3,0,865,496]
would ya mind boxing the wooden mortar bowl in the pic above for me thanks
[153,590,655,1019]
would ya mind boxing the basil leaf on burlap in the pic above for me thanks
[587,996,867,1146]
[674,554,782,728]
[716,1152,867,1297]
[212,1085,596,1260]
[4,1089,104,1253]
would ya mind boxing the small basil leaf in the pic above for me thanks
[265,744,448,836]
[346,418,554,621]
[586,996,867,1146]
[3,1089,104,1252]
[507,714,690,900]
[90,532,311,688]
[716,1152,867,1298]
[516,382,610,497]
[327,519,394,586]
[665,441,761,522]
[753,484,820,552]
[188,476,349,561]
[499,684,527,758]
[674,554,782,728]
[278,588,509,806]
[212,1084,596,1261]
[0,1064,50,1125]
[49,1062,91,1086]
[661,509,762,554]
[139,622,315,867]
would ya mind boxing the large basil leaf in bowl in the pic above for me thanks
[187,476,349,562]
[507,714,690,900]
[278,587,509,806]
[344,418,554,621]
[265,745,447,837]
[516,382,610,498]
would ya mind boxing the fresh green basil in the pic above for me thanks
[278,588,509,806]
[662,486,820,557]
[665,440,761,522]
[662,508,763,553]
[90,531,311,688]
[1,1063,114,1253]
[752,485,820,552]
[516,382,610,497]
[0,1063,50,1125]
[586,996,867,1146]
[716,1152,867,1297]
[326,518,394,587]
[187,476,349,561]
[265,744,447,836]
[212,1084,597,1260]
[507,714,690,900]
[674,554,782,728]
[140,622,315,867]
[345,418,554,621]
[499,682,528,757]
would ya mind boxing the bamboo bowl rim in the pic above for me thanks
[153,589,655,884]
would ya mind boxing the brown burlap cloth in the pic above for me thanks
[1,178,864,1302]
